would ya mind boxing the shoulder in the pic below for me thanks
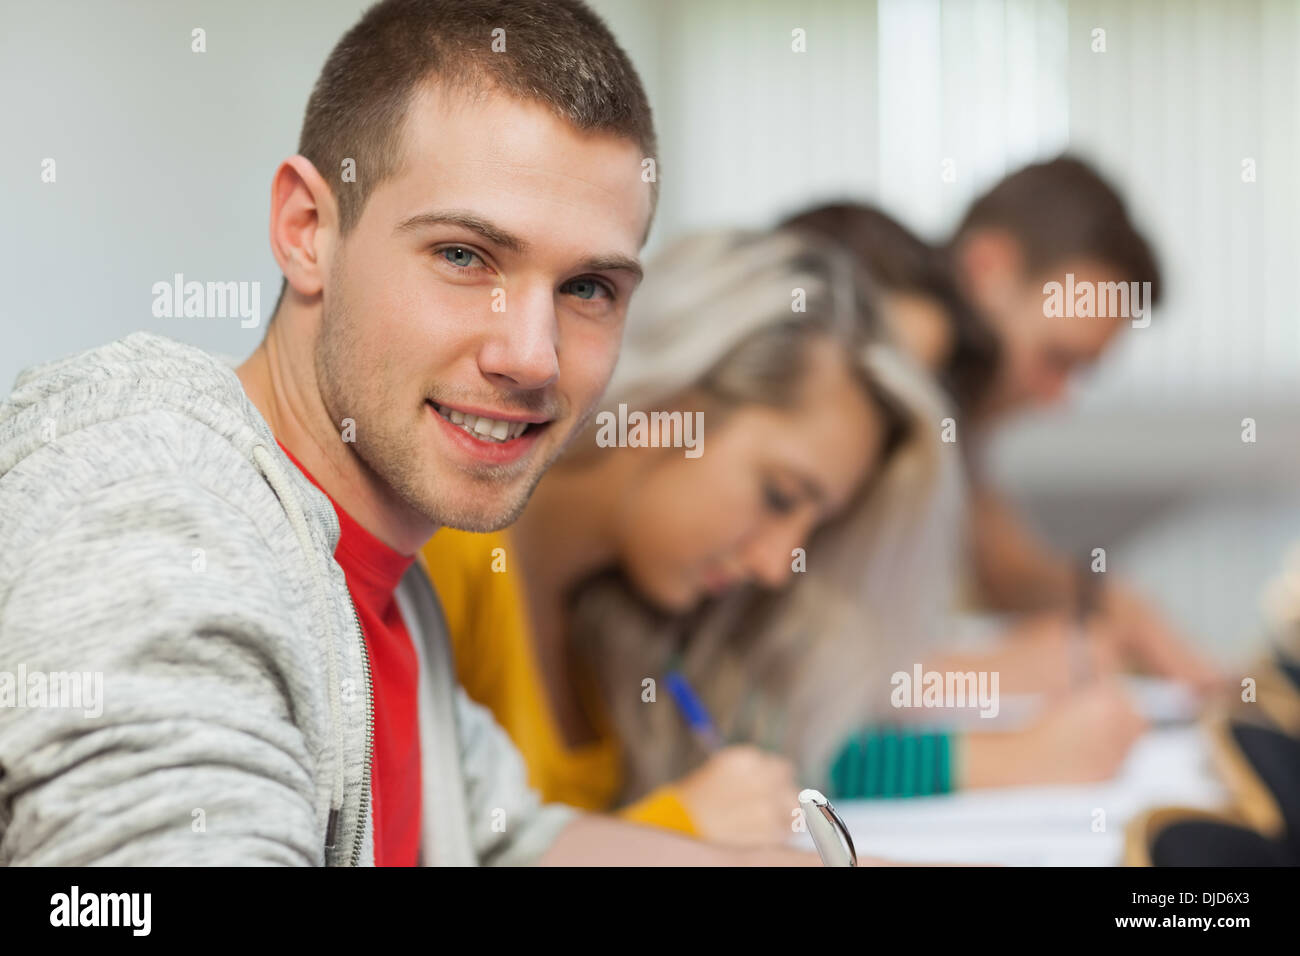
[0,334,314,613]
[2,408,288,583]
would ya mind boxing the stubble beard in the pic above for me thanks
[314,289,587,534]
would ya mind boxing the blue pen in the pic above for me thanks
[664,669,724,752]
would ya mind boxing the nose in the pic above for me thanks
[1041,378,1069,405]
[738,519,810,590]
[1032,367,1070,406]
[478,284,560,391]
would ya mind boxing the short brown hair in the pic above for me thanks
[951,155,1163,305]
[782,202,1001,412]
[298,0,657,235]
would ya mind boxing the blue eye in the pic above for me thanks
[440,246,480,269]
[562,277,611,301]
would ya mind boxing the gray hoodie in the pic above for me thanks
[0,332,576,865]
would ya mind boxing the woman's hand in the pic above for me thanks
[673,745,800,847]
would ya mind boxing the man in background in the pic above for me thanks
[948,156,1221,690]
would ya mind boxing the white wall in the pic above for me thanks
[4,0,1296,659]
[8,0,1295,402]
[0,0,372,382]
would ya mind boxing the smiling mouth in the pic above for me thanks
[430,403,538,444]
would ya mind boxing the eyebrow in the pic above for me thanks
[579,253,643,285]
[394,208,643,284]
[395,209,526,253]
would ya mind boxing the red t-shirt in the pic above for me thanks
[278,443,422,866]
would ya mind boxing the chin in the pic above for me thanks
[400,476,520,533]
[634,577,699,616]
[434,497,527,534]
[425,464,547,532]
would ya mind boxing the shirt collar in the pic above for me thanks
[275,440,415,597]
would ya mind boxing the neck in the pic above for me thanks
[236,313,436,555]
[510,453,626,603]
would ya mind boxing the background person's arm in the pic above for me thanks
[969,483,1222,690]
[539,815,824,865]
[969,483,1075,612]
[925,611,1125,696]
[541,815,943,866]
[960,680,1147,788]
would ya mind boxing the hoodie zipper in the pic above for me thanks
[248,440,375,866]
[346,595,375,866]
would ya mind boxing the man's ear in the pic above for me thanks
[952,228,1025,313]
[269,155,337,300]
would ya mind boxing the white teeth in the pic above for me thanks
[433,403,531,443]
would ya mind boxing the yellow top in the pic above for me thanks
[421,526,698,836]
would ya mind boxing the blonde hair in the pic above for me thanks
[567,228,965,798]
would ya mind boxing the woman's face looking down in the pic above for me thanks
[609,337,885,613]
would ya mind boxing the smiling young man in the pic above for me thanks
[0,0,817,866]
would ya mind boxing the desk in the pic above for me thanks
[805,726,1229,866]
